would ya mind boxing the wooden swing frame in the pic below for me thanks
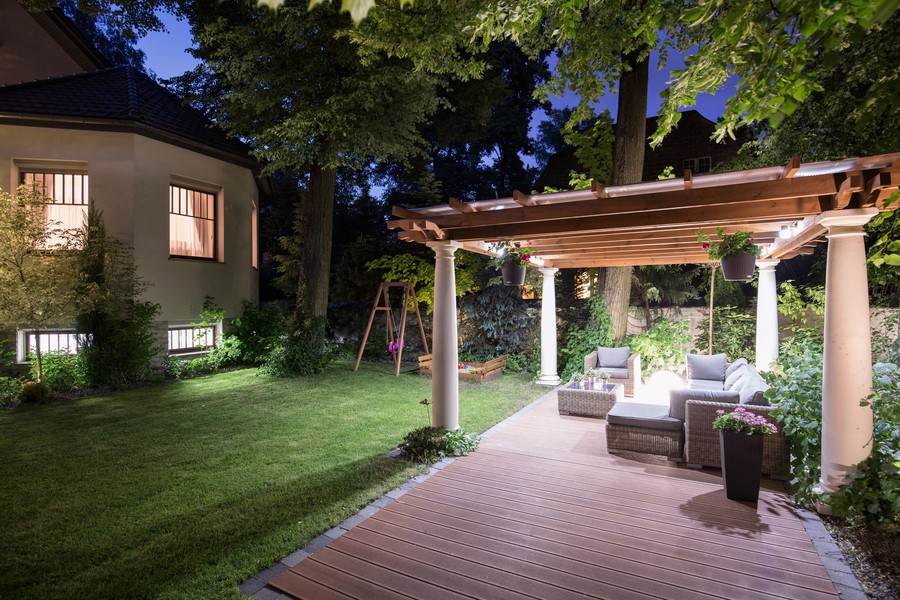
[354,282,430,376]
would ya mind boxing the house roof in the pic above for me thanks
[0,65,257,169]
[533,110,748,191]
[389,153,900,268]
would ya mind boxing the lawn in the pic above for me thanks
[0,361,546,599]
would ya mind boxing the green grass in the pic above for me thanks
[0,361,545,599]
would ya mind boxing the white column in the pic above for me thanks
[537,267,561,386]
[427,241,462,430]
[755,260,780,372]
[815,208,878,499]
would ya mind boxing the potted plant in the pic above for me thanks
[491,239,534,286]
[591,368,611,390]
[697,227,762,281]
[712,407,778,502]
[570,372,584,387]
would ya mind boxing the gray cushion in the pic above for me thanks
[725,358,749,378]
[597,367,629,379]
[607,402,684,432]
[739,377,770,406]
[598,346,630,369]
[668,389,740,421]
[724,365,749,390]
[687,353,728,382]
[731,366,760,393]
[690,379,725,391]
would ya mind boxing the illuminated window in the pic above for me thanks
[21,172,88,246]
[167,326,216,354]
[683,156,712,174]
[169,184,216,259]
[18,329,80,362]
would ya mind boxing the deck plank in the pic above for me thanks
[267,391,838,600]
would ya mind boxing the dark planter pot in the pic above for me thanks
[501,263,527,287]
[719,430,765,502]
[720,251,757,281]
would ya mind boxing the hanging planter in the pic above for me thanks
[720,251,758,281]
[500,263,527,287]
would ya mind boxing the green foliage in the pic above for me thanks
[490,239,534,267]
[559,294,612,380]
[697,227,762,260]
[459,284,537,361]
[505,346,540,376]
[765,335,825,506]
[695,306,756,361]
[778,281,826,329]
[400,426,480,464]
[625,318,692,378]
[0,184,84,381]
[564,109,614,183]
[830,363,900,523]
[232,302,289,365]
[18,381,50,404]
[0,376,21,406]
[75,205,160,387]
[366,252,483,314]
[872,310,900,364]
[262,318,334,377]
[30,351,88,392]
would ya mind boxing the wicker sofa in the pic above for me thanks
[607,356,789,478]
[584,346,641,397]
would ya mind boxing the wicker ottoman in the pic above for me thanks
[558,382,624,418]
[606,402,684,460]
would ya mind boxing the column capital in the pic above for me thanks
[756,259,779,270]
[426,240,463,258]
[819,208,878,234]
[538,266,559,277]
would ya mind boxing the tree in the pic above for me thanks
[0,185,83,381]
[178,0,440,357]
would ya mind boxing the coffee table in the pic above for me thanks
[557,381,624,418]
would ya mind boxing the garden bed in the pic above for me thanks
[418,354,507,382]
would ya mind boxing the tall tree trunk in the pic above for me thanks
[603,49,649,341]
[295,138,337,324]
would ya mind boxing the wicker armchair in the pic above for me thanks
[684,399,789,479]
[584,350,641,397]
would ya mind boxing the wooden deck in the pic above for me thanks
[269,392,838,600]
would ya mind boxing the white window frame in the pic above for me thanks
[167,322,222,355]
[16,329,79,363]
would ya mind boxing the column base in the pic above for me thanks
[537,375,562,386]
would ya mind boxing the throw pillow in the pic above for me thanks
[687,353,727,382]
[724,365,748,390]
[598,346,630,369]
[725,357,749,378]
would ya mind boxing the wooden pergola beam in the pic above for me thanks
[448,197,477,213]
[782,155,801,179]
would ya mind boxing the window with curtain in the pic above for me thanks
[21,172,89,247]
[169,184,216,259]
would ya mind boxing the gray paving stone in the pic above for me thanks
[251,585,281,600]
[238,576,266,595]
[834,583,869,600]
[254,562,289,584]
[358,504,380,518]
[385,487,407,499]
[280,548,309,567]
[819,554,854,575]
[371,495,395,508]
[304,534,332,554]
[324,526,346,540]
[341,513,367,530]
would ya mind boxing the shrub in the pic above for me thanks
[765,334,825,506]
[0,376,21,406]
[79,300,162,387]
[261,318,333,377]
[626,318,692,378]
[18,381,50,404]
[400,426,480,464]
[30,350,88,392]
[695,306,756,361]
[459,284,537,361]
[830,363,900,523]
[231,301,287,365]
[559,294,612,380]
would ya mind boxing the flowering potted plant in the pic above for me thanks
[712,406,778,502]
[491,239,534,286]
[697,227,762,281]
[591,368,611,390]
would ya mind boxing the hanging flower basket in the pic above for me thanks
[720,251,758,281]
[500,263,526,286]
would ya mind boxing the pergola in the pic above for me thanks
[388,152,899,499]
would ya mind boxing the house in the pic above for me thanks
[533,109,748,190]
[0,0,260,362]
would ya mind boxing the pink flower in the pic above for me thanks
[701,242,710,250]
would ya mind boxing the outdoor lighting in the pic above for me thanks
[779,225,793,239]
[530,257,545,266]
